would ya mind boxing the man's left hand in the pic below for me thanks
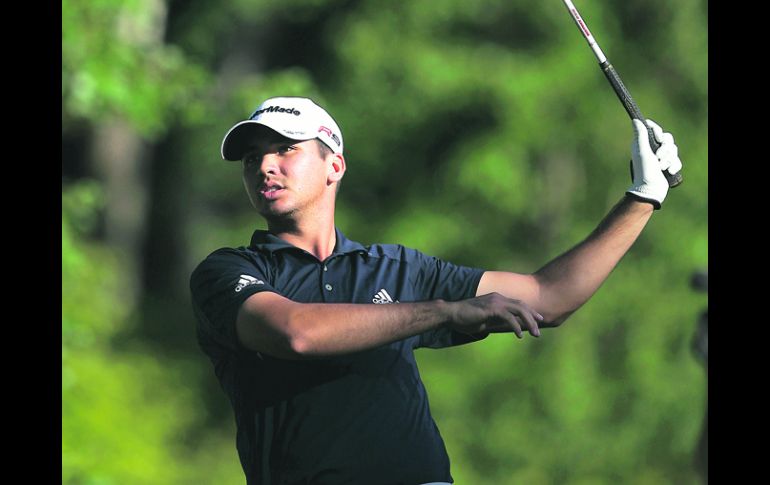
[626,119,683,209]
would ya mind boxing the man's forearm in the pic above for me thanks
[240,287,543,358]
[265,298,453,358]
[533,195,654,324]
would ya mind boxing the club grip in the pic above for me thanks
[644,125,683,188]
[600,61,683,188]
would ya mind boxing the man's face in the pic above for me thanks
[241,130,332,220]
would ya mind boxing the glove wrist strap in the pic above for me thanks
[625,191,662,210]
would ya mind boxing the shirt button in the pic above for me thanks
[325,284,333,291]
[323,265,328,272]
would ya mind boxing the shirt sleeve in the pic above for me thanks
[189,248,278,353]
[406,248,488,349]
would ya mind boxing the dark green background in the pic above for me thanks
[62,0,708,483]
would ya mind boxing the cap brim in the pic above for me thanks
[220,121,312,161]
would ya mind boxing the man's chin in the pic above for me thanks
[258,205,296,220]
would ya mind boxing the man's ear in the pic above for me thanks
[327,153,345,185]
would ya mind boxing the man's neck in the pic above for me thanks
[266,215,337,261]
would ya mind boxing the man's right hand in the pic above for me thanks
[446,293,543,338]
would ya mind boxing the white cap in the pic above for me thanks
[220,97,344,161]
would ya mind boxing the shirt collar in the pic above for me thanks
[249,227,367,256]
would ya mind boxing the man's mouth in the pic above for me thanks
[258,183,285,200]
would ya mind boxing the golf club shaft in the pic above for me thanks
[562,0,682,188]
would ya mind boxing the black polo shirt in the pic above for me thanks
[190,228,487,485]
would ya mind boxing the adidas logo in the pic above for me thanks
[235,274,264,292]
[372,288,398,304]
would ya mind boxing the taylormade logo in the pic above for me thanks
[250,106,301,118]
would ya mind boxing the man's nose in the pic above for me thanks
[257,154,279,176]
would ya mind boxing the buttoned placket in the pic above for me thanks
[320,256,336,301]
[318,250,367,302]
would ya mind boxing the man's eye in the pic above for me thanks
[278,145,295,154]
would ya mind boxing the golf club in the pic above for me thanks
[562,0,683,188]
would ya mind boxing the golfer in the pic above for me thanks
[190,96,682,484]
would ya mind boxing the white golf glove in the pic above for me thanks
[626,119,682,209]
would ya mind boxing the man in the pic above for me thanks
[190,96,682,484]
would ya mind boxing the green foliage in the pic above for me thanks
[62,182,124,350]
[62,0,209,137]
[62,183,243,484]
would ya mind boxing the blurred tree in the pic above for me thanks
[63,0,208,301]
[62,182,244,484]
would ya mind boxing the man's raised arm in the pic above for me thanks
[476,119,683,328]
